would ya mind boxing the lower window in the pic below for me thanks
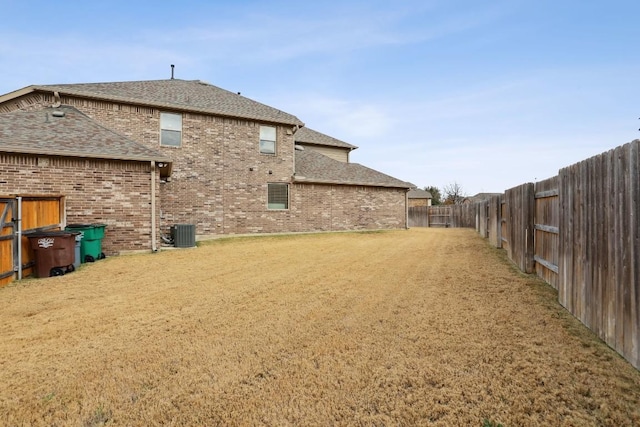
[268,183,289,209]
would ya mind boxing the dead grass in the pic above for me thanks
[0,228,638,426]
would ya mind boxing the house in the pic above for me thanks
[462,193,502,204]
[0,78,412,258]
[293,126,357,163]
[407,188,433,207]
[0,105,171,254]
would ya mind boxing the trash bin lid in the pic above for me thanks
[27,231,79,238]
[66,223,93,228]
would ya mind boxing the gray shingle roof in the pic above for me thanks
[294,149,411,189]
[408,189,432,199]
[32,79,304,126]
[294,127,357,150]
[0,106,170,163]
[464,193,502,203]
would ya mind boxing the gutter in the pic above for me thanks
[0,146,172,165]
[292,176,412,190]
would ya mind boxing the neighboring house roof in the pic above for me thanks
[464,192,502,203]
[294,149,412,189]
[0,106,171,164]
[408,189,432,199]
[294,127,357,150]
[1,79,304,127]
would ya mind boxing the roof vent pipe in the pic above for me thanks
[171,64,175,79]
[52,91,61,108]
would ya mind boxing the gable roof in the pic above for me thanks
[408,189,432,199]
[464,192,502,203]
[1,79,304,127]
[294,149,412,189]
[0,105,171,164]
[294,127,357,150]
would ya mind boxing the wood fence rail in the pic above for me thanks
[424,139,639,370]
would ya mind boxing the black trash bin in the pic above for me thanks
[27,231,79,278]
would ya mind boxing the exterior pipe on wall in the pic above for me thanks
[405,190,409,229]
[16,197,22,280]
[51,91,61,108]
[151,161,157,252]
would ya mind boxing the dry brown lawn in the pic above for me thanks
[1,228,639,426]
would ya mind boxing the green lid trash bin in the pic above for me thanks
[64,223,107,263]
[27,231,79,278]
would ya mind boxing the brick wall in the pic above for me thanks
[290,183,407,231]
[3,92,407,243]
[0,153,156,254]
[409,198,429,207]
[45,94,297,237]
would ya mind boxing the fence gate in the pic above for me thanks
[0,199,17,286]
[0,196,64,286]
[427,206,451,227]
[408,206,429,227]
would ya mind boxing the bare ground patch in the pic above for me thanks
[0,228,638,426]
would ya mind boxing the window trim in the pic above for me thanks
[160,112,182,147]
[267,183,289,210]
[259,125,277,155]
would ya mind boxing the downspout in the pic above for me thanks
[16,196,22,280]
[151,161,157,252]
[405,189,409,229]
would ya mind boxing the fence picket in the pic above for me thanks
[427,139,639,370]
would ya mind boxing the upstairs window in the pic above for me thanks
[268,183,288,209]
[259,125,276,154]
[160,112,182,147]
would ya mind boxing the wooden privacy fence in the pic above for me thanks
[503,183,535,274]
[411,205,476,228]
[427,139,639,370]
[534,176,559,289]
[558,142,638,370]
[408,206,429,227]
[0,196,64,286]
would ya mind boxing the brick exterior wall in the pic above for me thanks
[290,184,407,231]
[0,153,157,254]
[409,198,430,207]
[2,92,407,248]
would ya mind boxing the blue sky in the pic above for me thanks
[1,0,638,196]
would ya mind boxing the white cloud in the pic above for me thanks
[1,0,638,198]
[272,94,395,140]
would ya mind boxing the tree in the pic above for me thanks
[424,186,442,205]
[442,182,466,205]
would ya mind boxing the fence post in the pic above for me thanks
[504,183,535,273]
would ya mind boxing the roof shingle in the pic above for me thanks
[32,79,304,126]
[294,127,357,150]
[408,189,432,199]
[294,149,411,189]
[0,106,170,163]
